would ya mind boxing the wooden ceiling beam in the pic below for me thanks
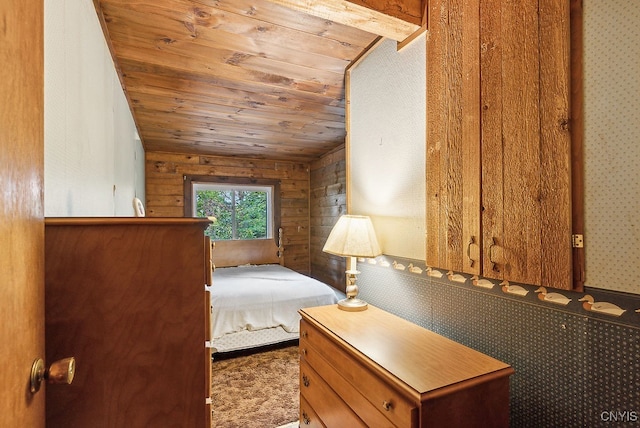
[264,0,423,41]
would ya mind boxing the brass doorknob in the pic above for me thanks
[30,357,76,393]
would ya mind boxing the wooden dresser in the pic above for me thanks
[299,305,514,427]
[44,218,212,427]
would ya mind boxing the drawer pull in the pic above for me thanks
[302,374,310,387]
[302,411,311,425]
[301,330,308,338]
[382,400,393,411]
[301,348,307,356]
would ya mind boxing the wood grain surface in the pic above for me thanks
[93,0,383,162]
[45,218,210,427]
[0,0,45,425]
[427,0,574,289]
[300,304,513,427]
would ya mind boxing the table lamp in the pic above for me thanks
[323,215,381,311]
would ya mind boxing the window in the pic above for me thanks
[184,176,280,241]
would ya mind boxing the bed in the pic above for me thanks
[207,231,339,354]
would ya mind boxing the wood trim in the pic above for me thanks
[397,0,429,51]
[397,24,427,51]
[264,0,422,41]
[570,0,585,291]
[345,36,384,73]
[44,217,211,227]
[422,366,514,401]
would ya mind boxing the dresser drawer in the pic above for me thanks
[300,359,367,427]
[300,319,417,427]
[299,395,325,428]
[301,346,397,427]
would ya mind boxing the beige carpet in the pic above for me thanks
[211,344,299,428]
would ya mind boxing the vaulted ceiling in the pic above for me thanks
[93,0,423,162]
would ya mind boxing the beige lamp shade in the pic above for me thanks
[323,215,381,258]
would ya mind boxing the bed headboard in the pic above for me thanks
[211,228,284,268]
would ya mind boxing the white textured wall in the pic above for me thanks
[44,0,144,217]
[584,1,639,294]
[349,37,426,259]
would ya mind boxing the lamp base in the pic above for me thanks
[337,297,368,312]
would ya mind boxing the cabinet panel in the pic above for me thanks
[45,218,210,427]
[480,0,572,287]
[427,0,573,289]
[426,0,481,276]
[538,0,573,288]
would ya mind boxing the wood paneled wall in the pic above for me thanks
[310,145,347,291]
[145,151,310,273]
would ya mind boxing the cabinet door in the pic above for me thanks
[480,0,572,288]
[426,0,482,276]
[427,0,573,289]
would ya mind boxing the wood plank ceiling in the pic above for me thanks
[93,0,408,162]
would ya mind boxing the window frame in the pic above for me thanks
[183,175,281,242]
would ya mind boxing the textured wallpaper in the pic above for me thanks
[584,1,640,293]
[44,0,144,217]
[349,36,427,260]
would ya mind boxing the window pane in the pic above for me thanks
[195,189,233,240]
[195,188,268,240]
[235,190,267,239]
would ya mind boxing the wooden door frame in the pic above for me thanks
[570,0,585,291]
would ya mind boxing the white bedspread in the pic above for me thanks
[209,264,338,339]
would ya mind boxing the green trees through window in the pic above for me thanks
[195,188,269,240]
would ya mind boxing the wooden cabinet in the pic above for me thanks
[44,218,211,427]
[426,0,575,289]
[299,305,514,427]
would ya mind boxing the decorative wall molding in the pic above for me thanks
[358,255,640,329]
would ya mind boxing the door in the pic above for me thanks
[0,0,45,426]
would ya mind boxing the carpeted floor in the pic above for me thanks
[211,344,300,428]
